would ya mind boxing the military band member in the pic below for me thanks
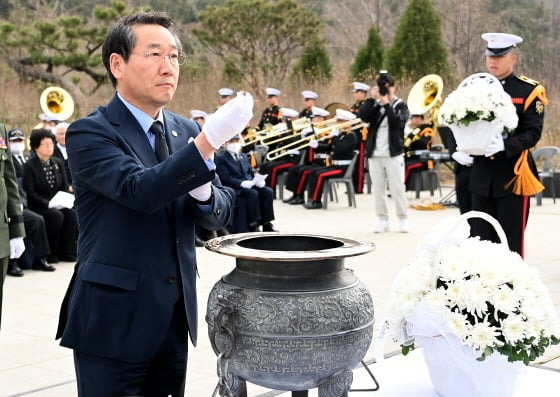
[218,87,234,106]
[303,109,359,209]
[404,113,434,190]
[258,107,300,194]
[284,106,330,204]
[351,82,370,194]
[470,32,547,257]
[190,109,207,128]
[299,90,319,119]
[258,87,282,130]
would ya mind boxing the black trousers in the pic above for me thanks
[471,192,529,257]
[286,164,321,195]
[18,209,50,268]
[239,186,274,225]
[455,165,472,214]
[74,300,188,397]
[33,207,77,259]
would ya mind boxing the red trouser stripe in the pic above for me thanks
[297,169,312,194]
[357,142,365,193]
[270,162,294,188]
[520,195,529,259]
[312,169,344,201]
[405,162,424,183]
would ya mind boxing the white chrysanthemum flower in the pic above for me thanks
[501,316,526,343]
[460,278,489,317]
[466,322,502,351]
[448,310,471,340]
[493,285,519,314]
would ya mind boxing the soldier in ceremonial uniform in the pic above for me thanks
[218,87,234,106]
[470,33,547,257]
[190,109,207,128]
[258,87,282,130]
[299,90,319,119]
[351,82,370,194]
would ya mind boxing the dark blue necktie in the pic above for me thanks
[150,121,169,162]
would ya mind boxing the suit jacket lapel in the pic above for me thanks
[162,112,185,155]
[105,95,158,168]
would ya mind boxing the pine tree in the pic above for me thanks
[350,26,384,81]
[292,36,332,84]
[384,0,451,82]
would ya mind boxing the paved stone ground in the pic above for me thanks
[1,186,558,396]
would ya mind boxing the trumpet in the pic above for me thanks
[266,118,367,161]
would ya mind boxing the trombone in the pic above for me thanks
[266,118,367,161]
[259,117,310,145]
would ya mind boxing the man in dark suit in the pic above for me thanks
[52,122,72,187]
[56,12,252,396]
[216,135,276,232]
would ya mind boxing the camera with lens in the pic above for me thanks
[377,70,391,96]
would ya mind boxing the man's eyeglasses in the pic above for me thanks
[127,51,187,66]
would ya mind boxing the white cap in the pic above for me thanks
[280,107,298,118]
[481,33,523,56]
[301,90,318,100]
[266,87,281,96]
[39,113,58,122]
[335,109,356,121]
[191,109,208,119]
[311,107,329,117]
[218,87,234,96]
[352,82,370,92]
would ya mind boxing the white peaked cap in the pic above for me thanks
[218,87,234,96]
[301,90,319,99]
[481,33,523,56]
[336,109,356,121]
[266,87,281,96]
[280,107,298,118]
[353,82,370,92]
[191,109,208,119]
[311,107,329,117]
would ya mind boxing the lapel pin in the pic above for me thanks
[172,130,178,137]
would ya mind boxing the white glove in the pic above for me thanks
[330,128,339,137]
[485,135,505,157]
[189,182,212,202]
[203,92,254,149]
[9,237,25,259]
[309,139,319,149]
[451,151,473,166]
[240,180,254,189]
[287,149,300,155]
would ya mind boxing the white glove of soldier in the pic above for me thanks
[9,237,25,259]
[485,135,505,157]
[240,180,254,189]
[203,92,254,149]
[330,128,339,137]
[309,139,319,149]
[189,182,212,202]
[451,151,474,166]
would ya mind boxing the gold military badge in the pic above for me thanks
[536,100,544,114]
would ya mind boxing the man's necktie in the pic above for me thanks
[150,121,169,162]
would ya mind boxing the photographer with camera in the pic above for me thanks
[358,71,410,233]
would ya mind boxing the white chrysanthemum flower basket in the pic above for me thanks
[376,211,560,397]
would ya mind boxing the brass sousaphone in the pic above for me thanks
[407,74,443,127]
[39,86,75,122]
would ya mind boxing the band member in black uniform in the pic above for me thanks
[284,107,330,204]
[258,107,301,194]
[470,33,547,257]
[258,87,282,130]
[299,90,319,119]
[404,113,434,190]
[218,87,234,107]
[351,82,369,194]
[304,109,359,209]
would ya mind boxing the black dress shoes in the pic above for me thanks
[288,196,305,205]
[283,195,296,203]
[262,222,278,232]
[304,200,322,209]
[33,258,56,272]
[8,260,24,277]
[47,255,59,264]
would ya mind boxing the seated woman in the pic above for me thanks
[22,129,77,262]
